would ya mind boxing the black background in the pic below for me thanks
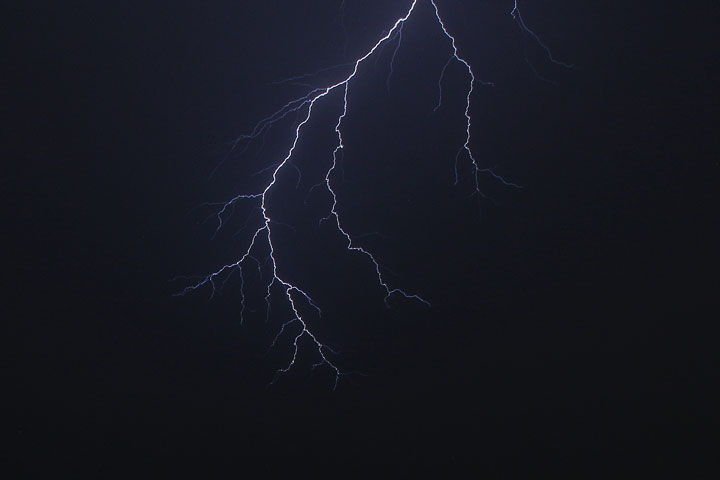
[5,0,718,476]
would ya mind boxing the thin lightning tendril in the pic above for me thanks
[178,0,568,388]
[511,0,574,69]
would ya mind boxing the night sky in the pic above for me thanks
[6,0,718,476]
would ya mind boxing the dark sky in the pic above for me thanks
[6,0,718,476]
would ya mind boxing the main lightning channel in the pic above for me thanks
[179,0,566,387]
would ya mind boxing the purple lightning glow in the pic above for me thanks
[177,0,568,388]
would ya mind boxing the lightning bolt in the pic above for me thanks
[177,0,568,388]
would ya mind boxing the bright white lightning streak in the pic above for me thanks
[179,0,566,388]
